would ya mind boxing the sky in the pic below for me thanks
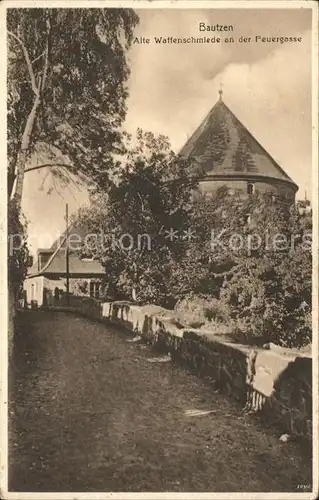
[21,7,313,254]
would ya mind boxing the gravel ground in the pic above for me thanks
[8,310,312,493]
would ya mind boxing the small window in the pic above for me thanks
[89,281,101,299]
[247,182,255,195]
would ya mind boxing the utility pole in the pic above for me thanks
[65,203,70,306]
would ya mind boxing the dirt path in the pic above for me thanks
[8,310,312,493]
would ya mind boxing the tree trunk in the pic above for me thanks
[8,171,16,198]
[132,287,137,301]
[13,93,41,208]
[132,261,138,302]
[9,94,40,359]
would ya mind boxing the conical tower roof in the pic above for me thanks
[180,93,298,191]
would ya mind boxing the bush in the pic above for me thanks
[174,295,231,330]
[174,289,311,349]
[203,299,229,323]
[262,302,312,348]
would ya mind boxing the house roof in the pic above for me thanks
[180,95,298,190]
[37,250,105,275]
[27,221,105,278]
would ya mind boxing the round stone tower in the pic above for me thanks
[180,90,298,201]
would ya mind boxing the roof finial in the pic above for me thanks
[218,82,223,100]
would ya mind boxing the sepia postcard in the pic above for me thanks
[0,1,318,499]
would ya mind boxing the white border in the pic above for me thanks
[0,1,318,499]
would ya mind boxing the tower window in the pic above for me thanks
[247,182,255,195]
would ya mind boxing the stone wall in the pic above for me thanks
[46,296,103,321]
[46,299,313,442]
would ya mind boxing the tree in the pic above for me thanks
[7,7,139,205]
[7,8,139,357]
[76,130,200,308]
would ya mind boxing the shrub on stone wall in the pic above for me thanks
[175,295,231,332]
[174,290,311,349]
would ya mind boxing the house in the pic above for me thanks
[180,90,298,200]
[23,223,106,308]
